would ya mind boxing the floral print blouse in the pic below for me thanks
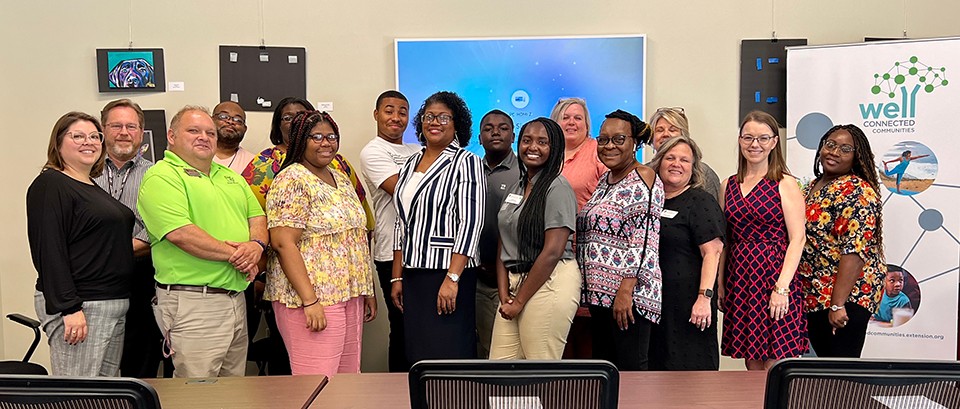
[798,174,886,313]
[264,163,375,307]
[242,146,375,230]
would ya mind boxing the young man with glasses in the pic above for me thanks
[212,101,256,174]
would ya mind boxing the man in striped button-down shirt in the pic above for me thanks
[93,99,161,378]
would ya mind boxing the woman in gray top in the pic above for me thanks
[488,117,581,360]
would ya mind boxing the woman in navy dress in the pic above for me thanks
[719,111,807,370]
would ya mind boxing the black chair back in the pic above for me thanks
[0,376,161,409]
[765,358,960,409]
[409,360,618,409]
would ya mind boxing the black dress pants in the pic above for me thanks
[589,305,652,371]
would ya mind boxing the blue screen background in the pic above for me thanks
[396,36,646,157]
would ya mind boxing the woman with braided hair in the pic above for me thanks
[265,111,377,376]
[577,109,662,370]
[488,117,580,360]
[798,124,886,358]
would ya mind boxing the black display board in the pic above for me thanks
[219,46,307,112]
[141,109,167,163]
[739,39,807,126]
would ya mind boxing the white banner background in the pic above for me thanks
[787,37,960,360]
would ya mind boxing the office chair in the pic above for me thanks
[765,358,960,409]
[409,360,619,409]
[0,314,46,375]
[0,375,161,409]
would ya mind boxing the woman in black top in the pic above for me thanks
[26,112,135,376]
[647,135,724,370]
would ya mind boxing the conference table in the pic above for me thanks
[147,370,768,408]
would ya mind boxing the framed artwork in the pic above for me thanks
[140,109,167,162]
[96,48,166,92]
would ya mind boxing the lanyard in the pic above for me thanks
[107,163,133,200]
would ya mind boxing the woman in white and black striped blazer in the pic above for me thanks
[390,91,486,362]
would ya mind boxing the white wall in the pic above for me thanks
[2,0,958,372]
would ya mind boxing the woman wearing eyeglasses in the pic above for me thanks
[577,110,661,370]
[241,97,372,375]
[27,112,134,376]
[242,97,372,222]
[391,91,486,362]
[265,111,377,376]
[720,110,807,371]
[648,107,722,202]
[798,124,885,358]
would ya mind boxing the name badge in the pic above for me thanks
[505,193,523,205]
[661,209,679,219]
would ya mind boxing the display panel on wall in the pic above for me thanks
[739,39,806,126]
[219,46,307,112]
[396,35,646,157]
[141,109,167,163]
[96,48,166,93]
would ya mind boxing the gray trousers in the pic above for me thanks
[35,291,129,376]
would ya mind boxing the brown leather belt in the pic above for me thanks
[158,284,241,296]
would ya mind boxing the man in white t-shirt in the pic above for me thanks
[359,90,421,372]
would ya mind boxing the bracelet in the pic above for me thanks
[773,286,790,296]
[251,239,268,251]
[390,277,403,283]
[302,299,320,308]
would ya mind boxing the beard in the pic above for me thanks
[218,128,244,147]
[109,143,137,160]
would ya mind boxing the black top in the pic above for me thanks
[27,169,135,315]
[650,187,725,370]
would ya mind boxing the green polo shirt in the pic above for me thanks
[138,151,265,292]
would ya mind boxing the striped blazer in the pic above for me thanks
[393,142,486,269]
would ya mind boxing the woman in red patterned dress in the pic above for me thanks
[719,110,807,370]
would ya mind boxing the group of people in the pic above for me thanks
[26,89,888,379]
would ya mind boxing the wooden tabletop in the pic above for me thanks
[309,370,767,409]
[146,375,327,409]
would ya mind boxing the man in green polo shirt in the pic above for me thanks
[138,105,267,378]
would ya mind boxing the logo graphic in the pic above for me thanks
[511,90,530,109]
[858,57,948,133]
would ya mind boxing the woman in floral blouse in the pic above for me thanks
[265,111,376,376]
[577,110,662,370]
[798,124,885,358]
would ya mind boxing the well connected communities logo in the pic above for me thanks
[859,56,949,133]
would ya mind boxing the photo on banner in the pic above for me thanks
[787,37,959,360]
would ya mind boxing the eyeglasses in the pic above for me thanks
[215,112,246,125]
[422,113,453,125]
[65,131,104,144]
[281,112,305,123]
[597,135,629,146]
[739,134,775,145]
[655,107,686,118]
[105,123,141,133]
[822,139,855,154]
[307,133,339,143]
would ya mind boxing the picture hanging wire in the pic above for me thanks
[902,0,908,38]
[770,0,777,41]
[128,0,134,49]
[259,0,266,49]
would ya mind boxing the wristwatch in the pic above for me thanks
[446,272,460,283]
[829,304,845,312]
[698,289,714,299]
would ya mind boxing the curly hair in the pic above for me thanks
[269,97,315,146]
[515,117,566,263]
[412,91,472,147]
[812,124,884,251]
[604,109,651,147]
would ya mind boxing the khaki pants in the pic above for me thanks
[153,287,247,378]
[489,259,582,360]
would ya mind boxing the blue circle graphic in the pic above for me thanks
[918,209,943,231]
[795,112,834,150]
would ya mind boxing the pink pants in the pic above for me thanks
[273,297,363,376]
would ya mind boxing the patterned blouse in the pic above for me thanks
[264,163,375,307]
[241,146,375,230]
[577,169,664,323]
[798,174,886,313]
